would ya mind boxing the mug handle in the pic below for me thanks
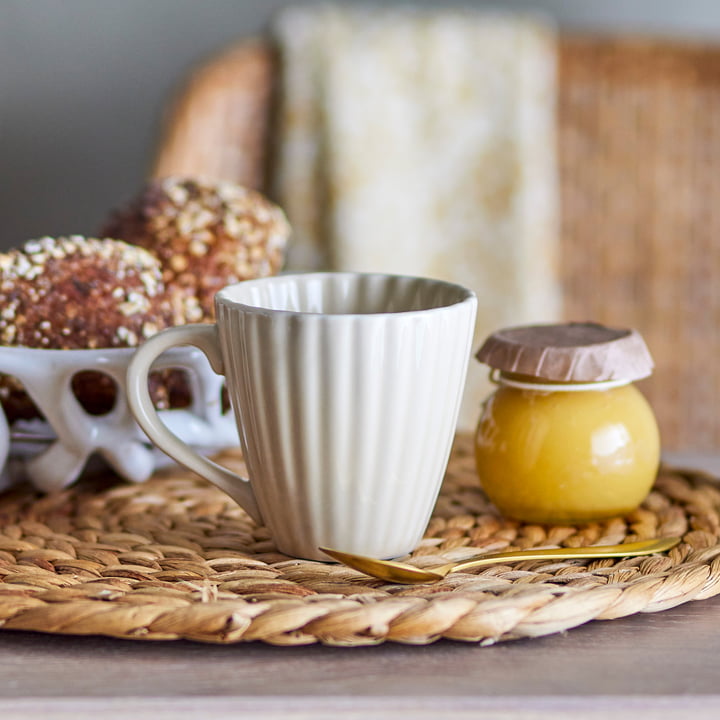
[126,324,262,524]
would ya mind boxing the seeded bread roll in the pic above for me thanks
[0,236,176,349]
[101,177,291,321]
[0,236,183,422]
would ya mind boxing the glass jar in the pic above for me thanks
[474,323,661,524]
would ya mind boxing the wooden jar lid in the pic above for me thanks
[476,322,654,383]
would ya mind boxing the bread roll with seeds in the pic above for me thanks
[0,236,181,422]
[101,177,291,321]
[0,236,176,349]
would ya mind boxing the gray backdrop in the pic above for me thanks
[2,0,720,248]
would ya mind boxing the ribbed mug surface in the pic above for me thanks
[216,273,477,560]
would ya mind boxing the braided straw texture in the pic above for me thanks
[0,435,717,646]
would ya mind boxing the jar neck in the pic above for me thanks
[490,369,632,393]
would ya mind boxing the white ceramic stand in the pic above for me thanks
[0,346,238,492]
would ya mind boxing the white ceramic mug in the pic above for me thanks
[126,272,477,560]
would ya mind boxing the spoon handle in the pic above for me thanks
[450,537,681,574]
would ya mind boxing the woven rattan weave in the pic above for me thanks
[559,37,720,451]
[0,435,717,646]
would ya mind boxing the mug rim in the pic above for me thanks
[214,271,477,318]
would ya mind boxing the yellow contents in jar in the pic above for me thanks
[474,381,661,524]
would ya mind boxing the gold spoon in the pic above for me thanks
[319,536,681,584]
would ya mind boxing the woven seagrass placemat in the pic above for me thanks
[0,435,718,646]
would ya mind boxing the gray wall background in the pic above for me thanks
[2,0,720,249]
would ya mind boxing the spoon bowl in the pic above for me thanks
[320,536,681,584]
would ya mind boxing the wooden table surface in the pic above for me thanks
[0,451,718,720]
[0,598,718,720]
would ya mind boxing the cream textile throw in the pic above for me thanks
[273,7,561,430]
